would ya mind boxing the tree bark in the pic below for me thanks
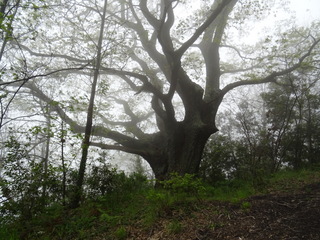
[70,0,108,209]
[0,0,21,62]
[41,104,51,205]
[147,124,216,182]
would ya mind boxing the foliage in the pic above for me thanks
[260,75,320,169]
[85,161,149,199]
[200,135,234,184]
[1,165,319,239]
[161,173,206,196]
[201,70,320,187]
[0,225,19,240]
[142,173,207,227]
[210,179,255,202]
[268,168,320,192]
[114,226,127,240]
[0,137,61,224]
[85,164,123,197]
[0,168,151,239]
[240,201,251,211]
[200,135,268,189]
[166,220,183,234]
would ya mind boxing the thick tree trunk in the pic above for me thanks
[146,122,217,181]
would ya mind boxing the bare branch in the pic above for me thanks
[97,97,153,139]
[176,0,233,59]
[221,38,320,96]
[90,125,153,150]
[0,65,90,86]
[12,42,90,63]
[221,64,263,75]
[100,66,166,99]
[23,81,86,134]
[220,44,257,61]
[90,141,144,156]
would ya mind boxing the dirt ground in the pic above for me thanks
[128,181,320,240]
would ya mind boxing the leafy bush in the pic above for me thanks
[161,173,206,197]
[0,137,62,224]
[85,164,121,197]
[146,190,168,206]
[0,225,19,240]
[85,164,150,199]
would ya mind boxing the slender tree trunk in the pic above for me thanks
[41,107,51,205]
[61,120,67,206]
[0,0,21,62]
[70,0,108,208]
[306,98,316,164]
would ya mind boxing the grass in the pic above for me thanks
[210,180,255,202]
[114,226,127,240]
[166,220,183,234]
[2,168,320,239]
[0,226,19,240]
[267,168,320,193]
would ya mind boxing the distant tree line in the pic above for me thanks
[200,72,320,184]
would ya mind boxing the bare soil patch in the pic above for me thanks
[127,182,320,240]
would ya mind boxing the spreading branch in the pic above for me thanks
[0,65,90,86]
[176,0,233,59]
[221,38,320,96]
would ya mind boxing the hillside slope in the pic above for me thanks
[122,175,320,239]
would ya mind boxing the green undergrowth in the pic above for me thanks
[1,168,319,239]
[267,166,320,193]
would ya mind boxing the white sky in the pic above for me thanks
[290,0,320,25]
[241,0,320,45]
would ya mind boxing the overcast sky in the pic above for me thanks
[241,0,319,45]
[290,0,320,25]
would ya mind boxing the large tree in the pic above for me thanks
[1,0,320,181]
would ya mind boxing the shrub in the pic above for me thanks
[0,137,62,224]
[161,173,206,197]
[85,165,150,199]
[85,164,120,197]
